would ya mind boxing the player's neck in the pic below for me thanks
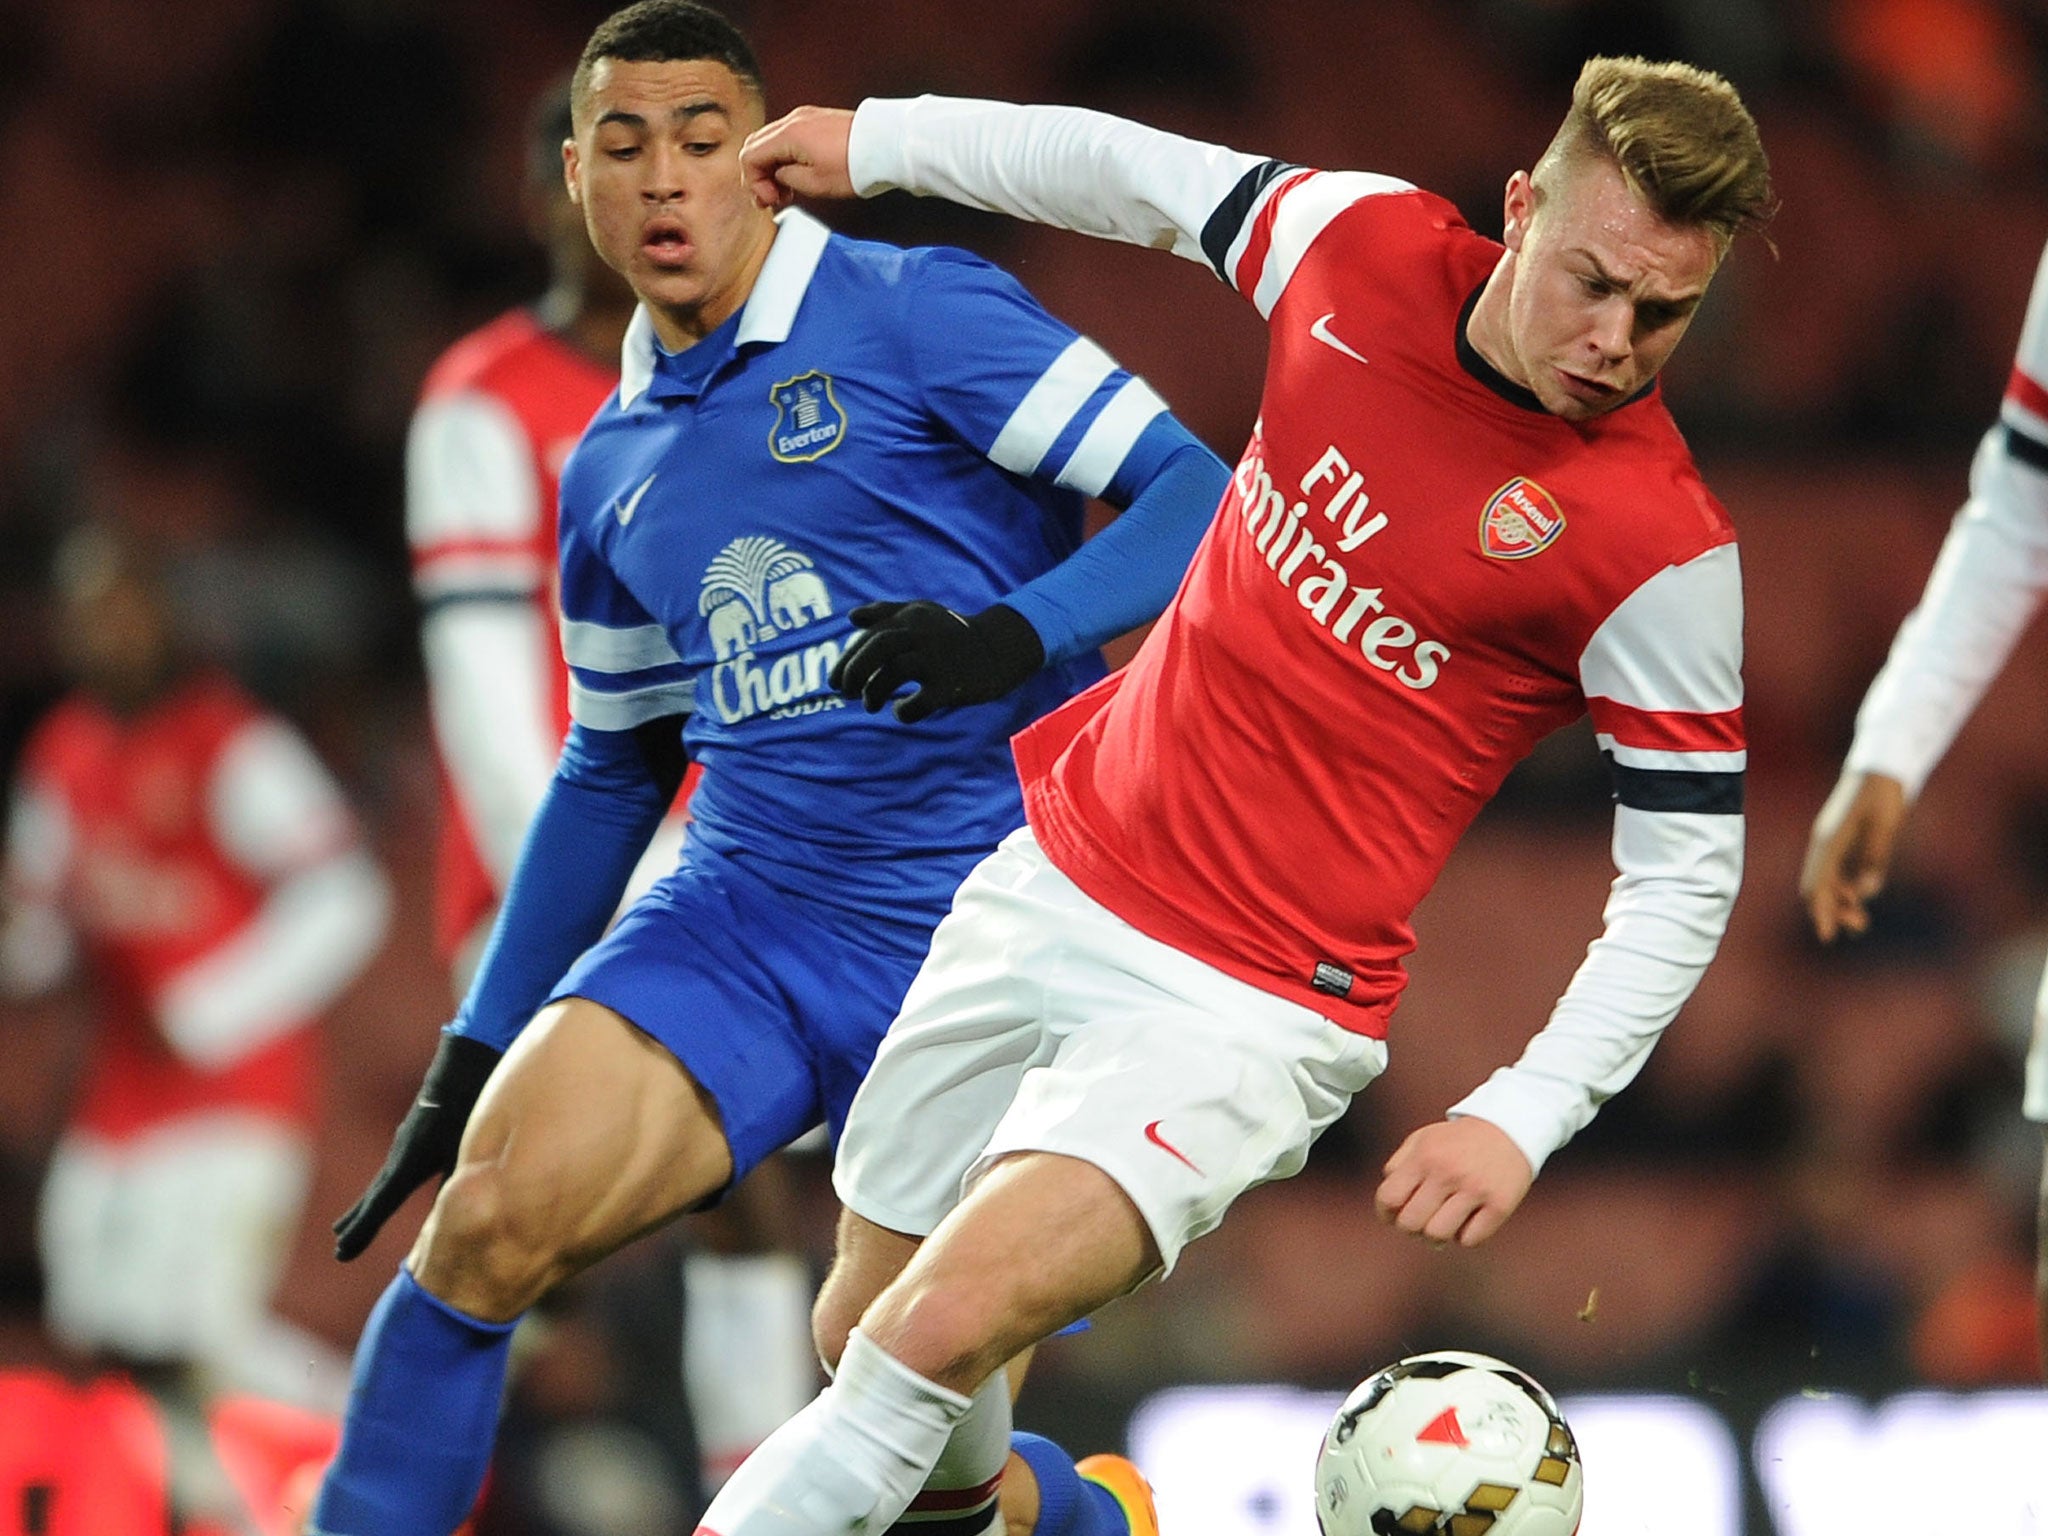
[643,217,779,354]
[1463,258,1531,393]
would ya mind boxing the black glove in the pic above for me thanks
[828,601,1046,723]
[332,1033,503,1261]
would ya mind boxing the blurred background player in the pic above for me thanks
[405,77,815,1495]
[310,4,1228,1534]
[0,521,390,1413]
[1802,236,2048,1383]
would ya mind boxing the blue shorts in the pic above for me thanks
[548,844,941,1189]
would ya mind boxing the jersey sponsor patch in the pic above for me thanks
[698,535,845,723]
[768,370,848,463]
[1479,477,1565,559]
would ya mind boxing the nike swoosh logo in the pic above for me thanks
[1309,313,1368,366]
[1144,1119,1203,1175]
[615,472,657,526]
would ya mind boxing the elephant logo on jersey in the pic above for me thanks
[698,536,845,723]
[1480,477,1566,559]
[768,371,848,463]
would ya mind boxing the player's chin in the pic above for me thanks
[631,265,709,308]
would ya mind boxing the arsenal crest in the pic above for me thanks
[1479,476,1565,559]
[768,371,848,463]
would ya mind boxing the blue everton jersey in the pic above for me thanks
[555,210,1171,915]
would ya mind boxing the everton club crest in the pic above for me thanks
[1479,476,1565,559]
[768,371,848,463]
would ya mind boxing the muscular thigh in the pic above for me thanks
[420,997,733,1277]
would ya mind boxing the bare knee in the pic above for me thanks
[411,1161,565,1322]
[862,1280,1010,1393]
[811,1263,869,1371]
[813,1211,922,1373]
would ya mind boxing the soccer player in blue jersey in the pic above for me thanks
[306,5,1226,1536]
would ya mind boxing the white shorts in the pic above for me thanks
[834,827,1388,1276]
[38,1112,311,1370]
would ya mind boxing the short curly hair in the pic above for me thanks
[571,1,764,123]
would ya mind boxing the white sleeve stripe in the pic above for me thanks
[569,677,696,729]
[1053,378,1168,496]
[1248,171,1416,319]
[415,552,546,601]
[406,391,543,547]
[1597,738,1748,773]
[1577,543,1744,714]
[987,337,1117,475]
[561,617,684,673]
[156,852,390,1068]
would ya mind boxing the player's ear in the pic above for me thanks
[1501,170,1534,253]
[563,137,584,206]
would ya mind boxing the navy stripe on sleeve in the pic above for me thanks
[1603,753,1745,814]
[420,588,537,615]
[1199,159,1300,282]
[2004,421,2048,475]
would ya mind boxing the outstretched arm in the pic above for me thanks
[1383,547,1746,1247]
[746,96,1279,272]
[1806,244,2048,942]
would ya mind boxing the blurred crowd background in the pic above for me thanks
[7,0,2048,1529]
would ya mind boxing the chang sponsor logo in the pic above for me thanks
[1228,430,1449,691]
[698,535,846,722]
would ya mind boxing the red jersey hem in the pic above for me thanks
[1015,721,1394,1040]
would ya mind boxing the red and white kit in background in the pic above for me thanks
[1844,239,2048,1127]
[1,673,390,1407]
[834,100,1746,1259]
[406,310,809,1486]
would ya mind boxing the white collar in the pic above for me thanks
[618,208,833,408]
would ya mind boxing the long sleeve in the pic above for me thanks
[408,388,564,889]
[1000,421,1228,664]
[849,96,1412,319]
[850,96,1269,269]
[155,719,392,1067]
[451,721,676,1050]
[1845,431,2048,796]
[1452,545,1746,1172]
[1,776,77,999]
[1847,242,2048,796]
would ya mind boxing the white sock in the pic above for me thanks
[888,1371,1012,1536]
[696,1329,970,1536]
[684,1251,819,1490]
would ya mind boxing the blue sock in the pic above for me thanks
[309,1268,518,1536]
[1011,1433,1127,1536]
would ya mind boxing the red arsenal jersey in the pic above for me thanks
[408,310,617,959]
[9,675,376,1139]
[1014,177,1742,1032]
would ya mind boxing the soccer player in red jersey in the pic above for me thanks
[1802,238,2048,1379]
[703,58,1776,1536]
[1,525,390,1410]
[405,80,815,1491]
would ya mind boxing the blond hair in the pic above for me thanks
[1539,56,1776,248]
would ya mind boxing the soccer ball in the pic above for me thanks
[1312,1350,1583,1536]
